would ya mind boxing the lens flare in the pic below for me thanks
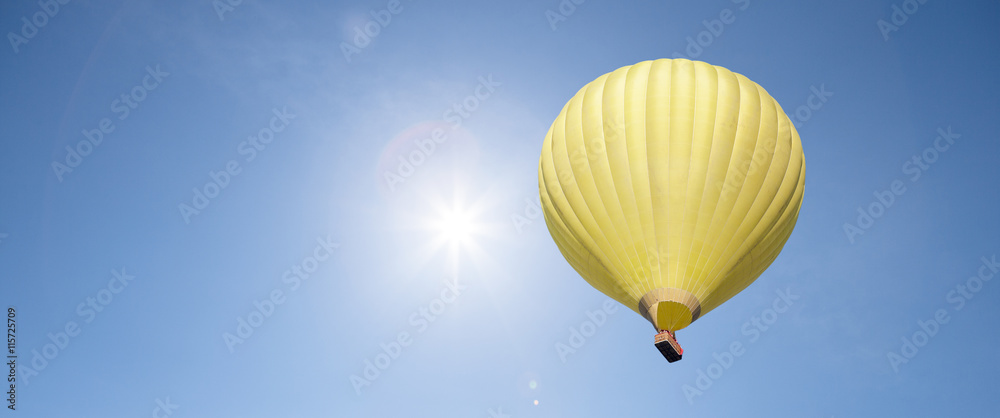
[375,121,479,199]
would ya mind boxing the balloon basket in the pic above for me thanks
[654,330,683,363]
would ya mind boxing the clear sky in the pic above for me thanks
[1,0,999,417]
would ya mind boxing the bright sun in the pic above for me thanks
[440,212,474,243]
[433,207,479,247]
[408,187,498,274]
[419,190,496,268]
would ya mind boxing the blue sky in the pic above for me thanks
[1,0,999,416]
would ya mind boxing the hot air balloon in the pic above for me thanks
[538,58,805,362]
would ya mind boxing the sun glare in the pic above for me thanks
[440,211,474,244]
[433,206,479,247]
[404,184,504,277]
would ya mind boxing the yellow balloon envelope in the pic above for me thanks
[538,59,805,348]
